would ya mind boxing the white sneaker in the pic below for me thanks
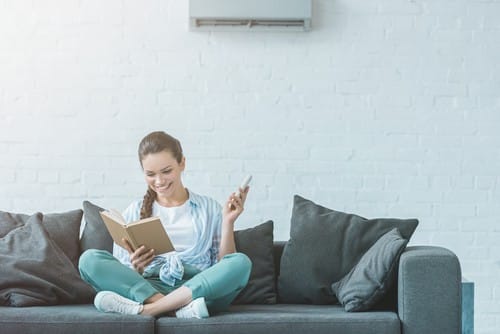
[175,297,209,319]
[94,291,143,315]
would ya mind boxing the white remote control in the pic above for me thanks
[231,175,252,210]
[236,175,252,197]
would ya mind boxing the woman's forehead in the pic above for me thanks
[142,151,177,170]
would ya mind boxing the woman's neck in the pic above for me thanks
[156,187,189,208]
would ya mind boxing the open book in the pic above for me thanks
[100,209,175,255]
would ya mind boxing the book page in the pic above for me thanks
[100,210,175,254]
[105,208,127,225]
[100,211,132,250]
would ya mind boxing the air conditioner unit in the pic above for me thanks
[189,0,312,32]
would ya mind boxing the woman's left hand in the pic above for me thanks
[222,186,249,225]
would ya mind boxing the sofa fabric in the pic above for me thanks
[331,228,408,312]
[0,244,461,334]
[398,246,462,334]
[0,197,461,334]
[156,304,401,334]
[233,220,277,304]
[0,209,84,268]
[80,200,113,253]
[0,213,95,306]
[0,305,155,334]
[278,195,418,305]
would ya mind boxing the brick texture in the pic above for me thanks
[0,0,499,332]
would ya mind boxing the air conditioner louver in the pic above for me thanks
[189,0,312,32]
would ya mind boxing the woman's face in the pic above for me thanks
[141,150,185,198]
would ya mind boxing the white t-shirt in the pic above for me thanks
[152,200,195,253]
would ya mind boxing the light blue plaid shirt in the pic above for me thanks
[113,189,222,286]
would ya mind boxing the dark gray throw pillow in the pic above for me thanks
[331,228,408,312]
[233,221,277,304]
[80,200,113,253]
[0,213,95,306]
[278,195,418,304]
[0,209,83,268]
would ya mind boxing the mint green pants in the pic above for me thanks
[79,249,251,314]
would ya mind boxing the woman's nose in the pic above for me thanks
[154,175,165,184]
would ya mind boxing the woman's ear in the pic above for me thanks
[180,156,186,171]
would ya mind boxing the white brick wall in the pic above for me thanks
[1,0,499,332]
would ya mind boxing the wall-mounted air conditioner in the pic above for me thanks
[189,0,312,32]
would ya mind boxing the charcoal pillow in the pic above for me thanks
[278,195,418,304]
[233,221,277,304]
[0,209,83,268]
[80,200,113,253]
[331,228,408,311]
[0,213,95,306]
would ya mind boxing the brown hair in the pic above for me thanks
[138,131,183,219]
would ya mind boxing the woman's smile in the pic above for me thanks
[155,182,172,193]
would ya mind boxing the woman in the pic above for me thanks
[79,131,251,318]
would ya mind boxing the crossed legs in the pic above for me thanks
[79,249,251,316]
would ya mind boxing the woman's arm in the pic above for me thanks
[218,187,249,260]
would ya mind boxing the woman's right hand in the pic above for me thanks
[122,238,155,274]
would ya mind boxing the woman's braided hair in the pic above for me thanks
[138,131,183,219]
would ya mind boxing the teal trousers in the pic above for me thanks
[79,249,251,313]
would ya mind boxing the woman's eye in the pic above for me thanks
[163,170,171,174]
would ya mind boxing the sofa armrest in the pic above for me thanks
[398,246,461,334]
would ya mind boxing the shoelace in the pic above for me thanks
[178,303,196,316]
[108,295,140,314]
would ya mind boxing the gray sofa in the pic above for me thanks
[0,242,462,334]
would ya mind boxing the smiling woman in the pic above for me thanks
[78,131,252,319]
[138,132,188,214]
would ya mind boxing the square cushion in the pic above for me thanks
[0,213,95,306]
[0,209,83,268]
[331,228,408,311]
[233,221,277,304]
[278,195,418,304]
[80,200,113,253]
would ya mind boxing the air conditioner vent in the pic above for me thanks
[189,0,312,32]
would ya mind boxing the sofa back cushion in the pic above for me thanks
[80,200,113,253]
[233,221,277,304]
[278,195,418,305]
[0,213,95,306]
[331,228,408,311]
[0,209,83,268]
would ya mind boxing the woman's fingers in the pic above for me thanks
[132,253,154,273]
[132,247,153,262]
[239,186,249,203]
[223,186,250,219]
[129,245,154,272]
[122,238,134,254]
[228,193,244,212]
[229,185,250,208]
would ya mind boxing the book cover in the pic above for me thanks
[100,209,175,255]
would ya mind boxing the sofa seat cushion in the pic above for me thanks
[155,304,400,334]
[0,305,154,334]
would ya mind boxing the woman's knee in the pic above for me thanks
[78,249,112,275]
[226,252,252,278]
